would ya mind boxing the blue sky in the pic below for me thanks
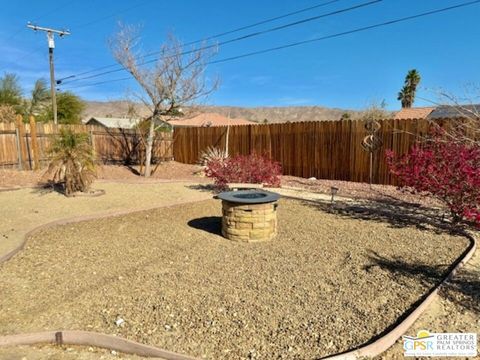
[1,0,479,110]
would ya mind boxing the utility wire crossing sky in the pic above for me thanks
[1,0,479,109]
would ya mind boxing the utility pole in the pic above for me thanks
[27,23,70,124]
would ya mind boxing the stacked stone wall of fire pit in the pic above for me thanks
[221,201,277,242]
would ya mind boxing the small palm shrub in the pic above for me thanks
[205,153,282,190]
[45,128,96,196]
[198,146,228,167]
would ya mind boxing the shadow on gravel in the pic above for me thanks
[30,182,65,196]
[305,197,480,313]
[125,165,141,176]
[366,252,480,314]
[186,184,216,193]
[304,197,459,236]
[188,216,222,236]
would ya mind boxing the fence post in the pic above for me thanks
[15,114,28,170]
[225,125,230,157]
[29,115,40,170]
[25,130,32,170]
[15,128,23,170]
[89,129,95,152]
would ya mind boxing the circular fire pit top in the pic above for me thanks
[218,189,281,204]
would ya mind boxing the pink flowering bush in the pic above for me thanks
[386,136,480,226]
[205,153,282,190]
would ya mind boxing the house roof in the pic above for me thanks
[85,116,172,130]
[85,117,140,129]
[393,107,435,120]
[168,113,254,127]
[427,104,480,119]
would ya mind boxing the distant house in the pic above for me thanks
[84,116,172,130]
[84,117,141,129]
[427,104,480,119]
[168,113,254,127]
[393,107,435,120]
[394,105,479,120]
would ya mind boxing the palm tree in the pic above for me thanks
[397,69,421,108]
[24,79,50,117]
[45,128,96,196]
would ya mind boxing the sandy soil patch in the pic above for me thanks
[0,344,129,360]
[0,164,443,209]
[378,234,480,360]
[0,199,469,359]
[0,182,212,258]
[0,162,205,189]
[281,175,442,207]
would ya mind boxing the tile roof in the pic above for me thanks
[168,113,254,127]
[393,107,435,120]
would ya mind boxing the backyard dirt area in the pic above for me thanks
[0,162,206,188]
[0,198,470,359]
[282,175,442,207]
[1,163,442,208]
[378,239,480,360]
[0,344,127,360]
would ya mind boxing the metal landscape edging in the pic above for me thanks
[0,330,198,360]
[0,194,476,359]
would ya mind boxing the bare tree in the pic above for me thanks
[110,24,218,177]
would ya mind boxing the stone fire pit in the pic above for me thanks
[218,190,281,242]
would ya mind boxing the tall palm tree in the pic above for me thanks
[397,69,421,108]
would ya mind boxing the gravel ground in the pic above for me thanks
[0,182,212,261]
[0,199,469,359]
[281,176,442,207]
[0,344,133,360]
[0,165,443,209]
[378,233,480,360]
[0,162,206,189]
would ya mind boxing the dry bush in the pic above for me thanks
[0,105,17,123]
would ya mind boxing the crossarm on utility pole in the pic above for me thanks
[26,23,70,124]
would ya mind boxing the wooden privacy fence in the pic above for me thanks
[173,118,453,185]
[0,120,173,170]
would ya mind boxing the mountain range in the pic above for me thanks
[83,101,362,123]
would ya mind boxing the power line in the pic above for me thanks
[173,0,344,48]
[3,1,74,66]
[209,0,480,65]
[3,1,75,43]
[6,1,148,67]
[59,0,380,85]
[61,76,133,90]
[56,0,347,82]
[73,0,150,29]
[62,0,480,91]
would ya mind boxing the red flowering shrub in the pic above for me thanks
[386,137,480,226]
[205,153,282,190]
